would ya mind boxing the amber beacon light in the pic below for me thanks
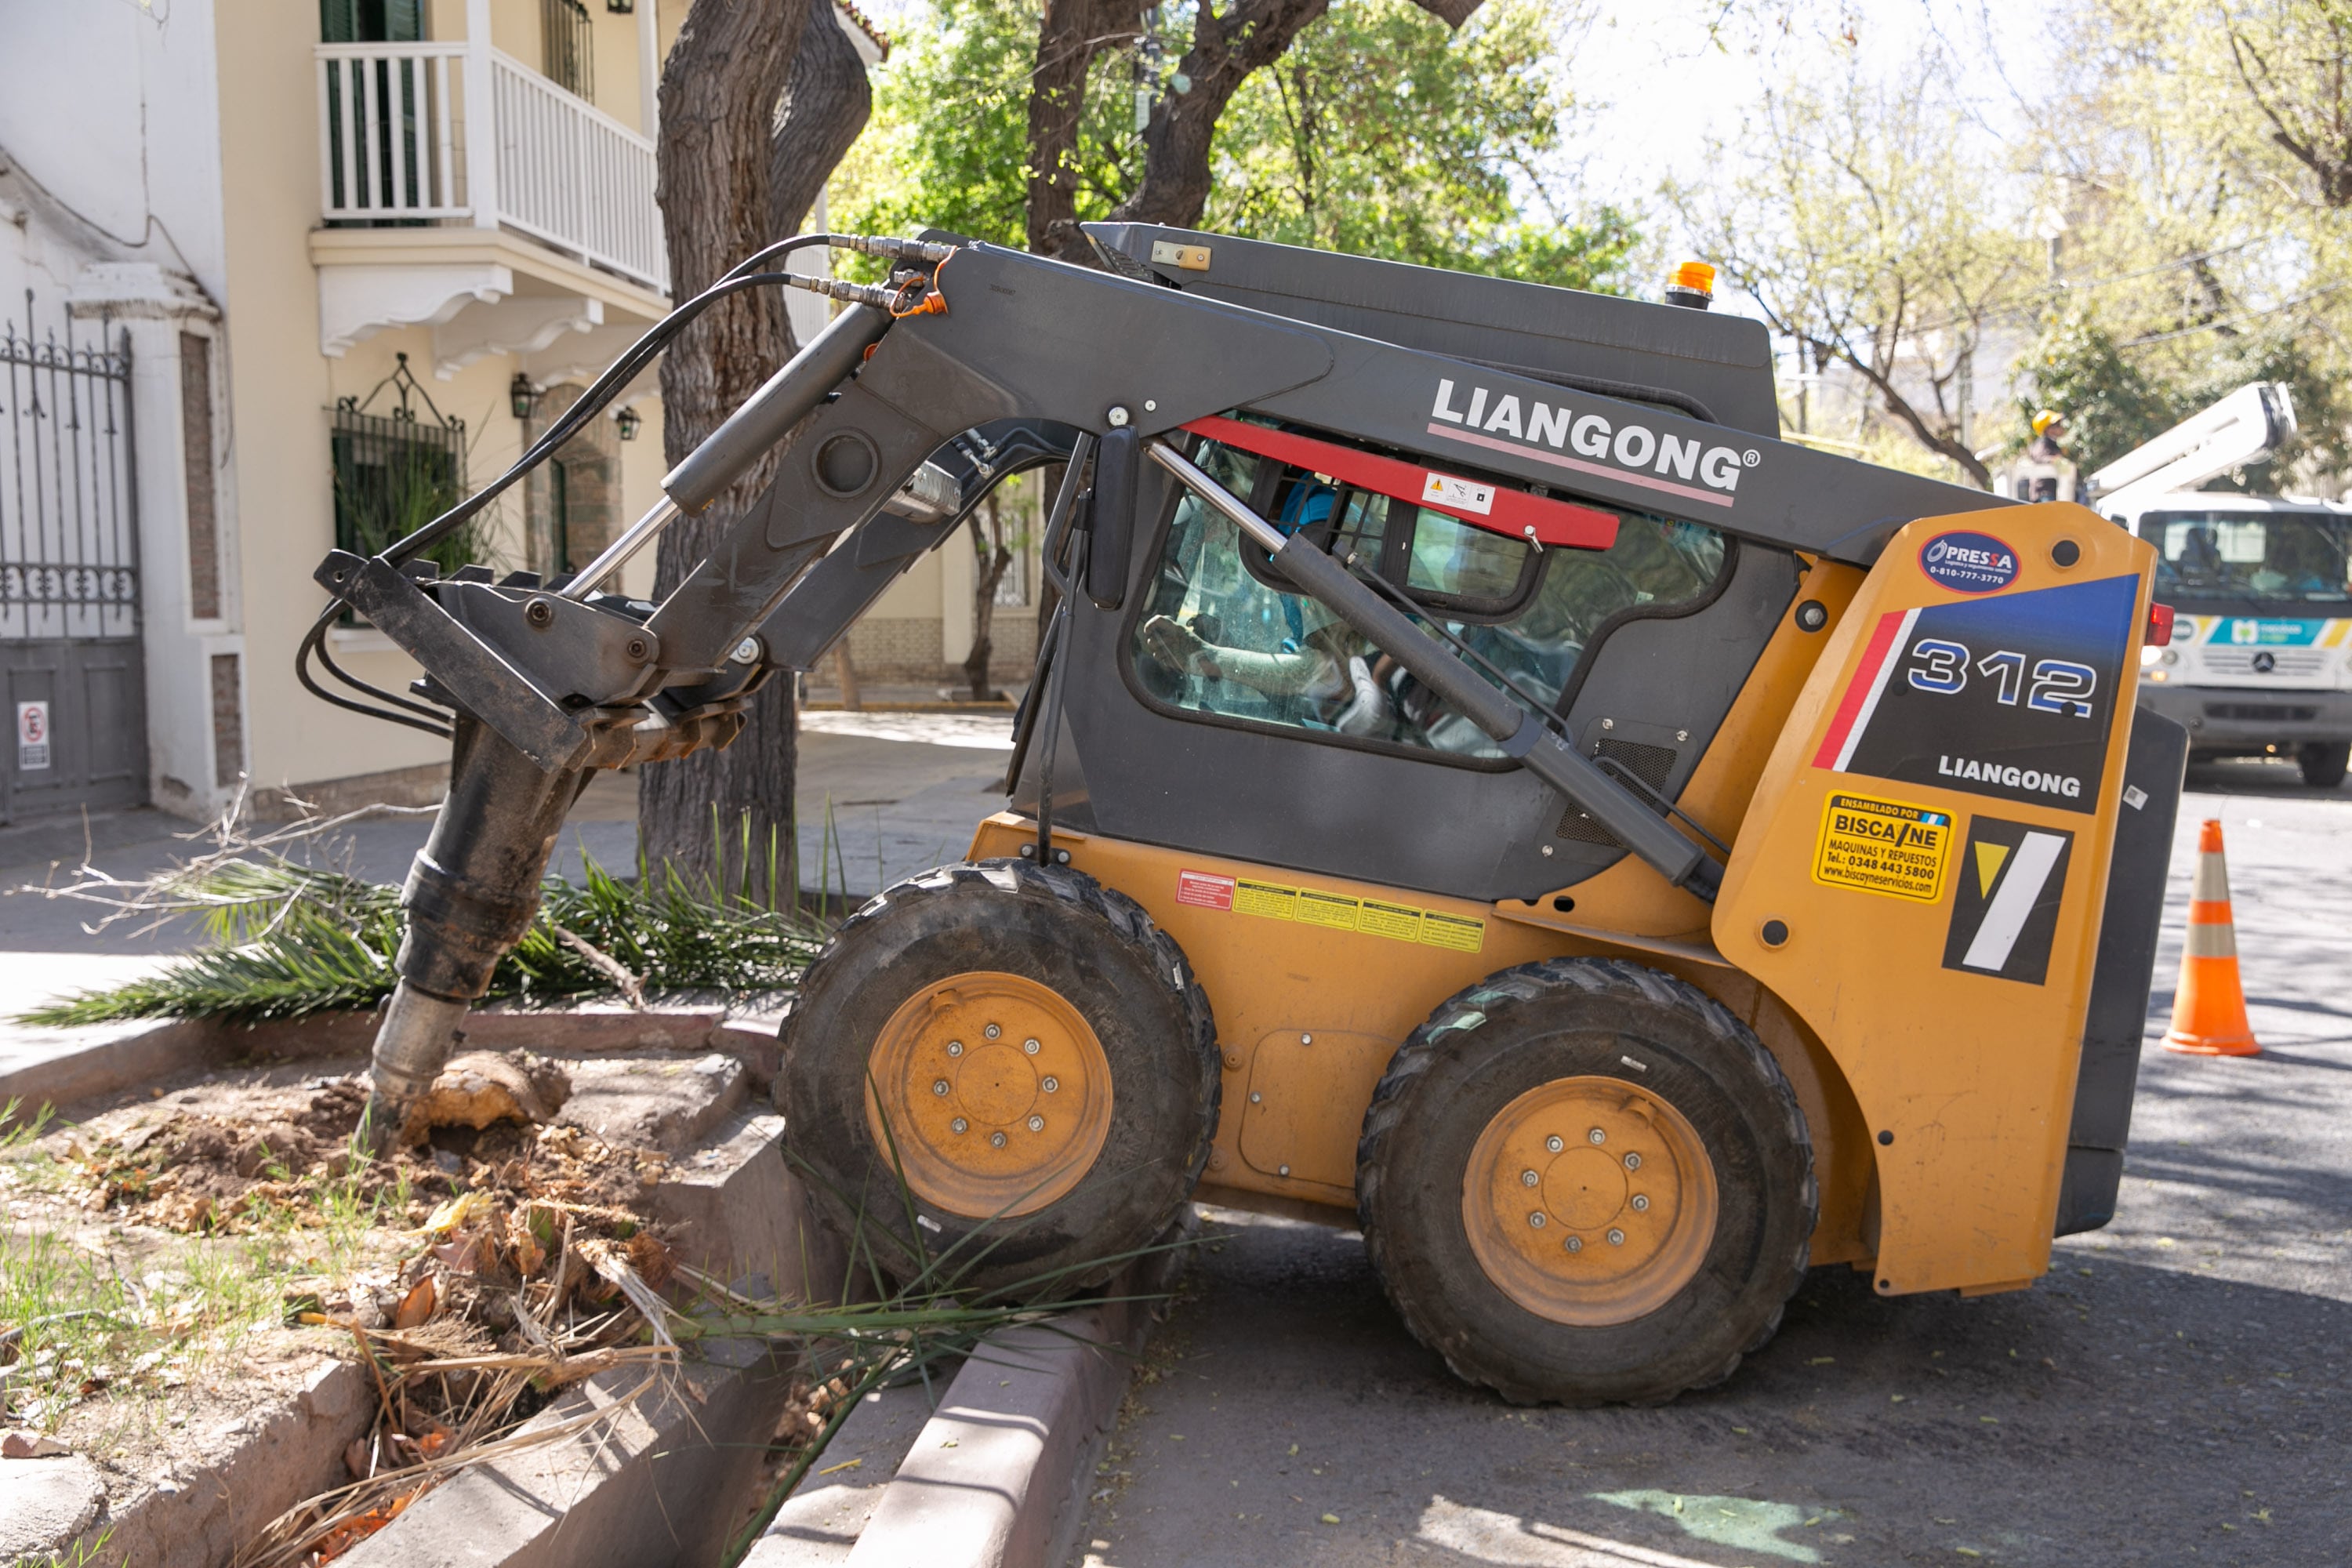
[1664,261,1717,310]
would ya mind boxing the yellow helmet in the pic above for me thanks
[2031,408,2063,437]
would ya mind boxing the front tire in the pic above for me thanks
[779,861,1218,1300]
[1358,957,1814,1405]
[2297,742,2348,789]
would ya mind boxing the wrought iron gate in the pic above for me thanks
[0,295,146,824]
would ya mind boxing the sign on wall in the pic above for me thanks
[16,702,50,771]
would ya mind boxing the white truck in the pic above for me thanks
[2089,383,2352,789]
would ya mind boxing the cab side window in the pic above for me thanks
[1129,432,1726,758]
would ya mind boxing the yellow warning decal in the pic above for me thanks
[1295,889,1361,930]
[1812,792,1954,903]
[1233,879,1298,920]
[1192,872,1484,953]
[1419,911,1487,953]
[1359,900,1425,942]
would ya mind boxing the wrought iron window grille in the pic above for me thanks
[542,0,593,100]
[329,352,484,581]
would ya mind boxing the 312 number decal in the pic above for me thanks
[1906,639,2096,719]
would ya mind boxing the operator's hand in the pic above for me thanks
[1141,615,1217,679]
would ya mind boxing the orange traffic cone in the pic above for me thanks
[2162,819,2259,1057]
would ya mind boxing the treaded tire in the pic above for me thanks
[2298,742,2348,789]
[1358,956,1815,1405]
[779,859,1218,1301]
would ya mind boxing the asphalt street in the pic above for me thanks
[1073,757,2352,1568]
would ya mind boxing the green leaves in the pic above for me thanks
[2021,311,2351,481]
[1207,0,1631,289]
[832,0,1634,290]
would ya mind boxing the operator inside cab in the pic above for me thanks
[1131,426,1728,758]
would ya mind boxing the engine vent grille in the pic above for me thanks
[1555,738,1678,846]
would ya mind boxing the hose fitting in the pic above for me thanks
[835,234,957,264]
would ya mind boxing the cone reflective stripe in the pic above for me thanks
[2163,819,2259,1057]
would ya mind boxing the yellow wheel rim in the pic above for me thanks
[864,971,1114,1219]
[1460,1075,1719,1326]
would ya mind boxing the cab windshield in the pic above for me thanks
[2147,510,2352,604]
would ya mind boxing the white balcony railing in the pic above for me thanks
[315,40,668,294]
[488,53,667,292]
[317,42,469,220]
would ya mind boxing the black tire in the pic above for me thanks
[2297,742,2348,789]
[1358,957,1815,1405]
[779,859,1218,1300]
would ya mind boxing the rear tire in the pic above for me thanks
[1358,957,1814,1405]
[2297,742,2348,789]
[779,861,1218,1300]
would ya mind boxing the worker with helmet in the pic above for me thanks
[2016,408,2080,503]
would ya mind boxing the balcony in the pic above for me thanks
[315,38,666,292]
[309,33,670,379]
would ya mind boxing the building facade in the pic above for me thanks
[0,0,1018,832]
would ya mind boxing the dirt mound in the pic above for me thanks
[75,1054,658,1234]
[87,1078,368,1229]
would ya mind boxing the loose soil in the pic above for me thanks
[1,1050,703,1566]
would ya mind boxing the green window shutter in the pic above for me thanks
[320,0,423,42]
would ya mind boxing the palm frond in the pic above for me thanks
[21,851,828,1026]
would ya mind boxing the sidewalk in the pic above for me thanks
[0,707,1016,1032]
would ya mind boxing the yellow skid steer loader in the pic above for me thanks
[305,225,2184,1403]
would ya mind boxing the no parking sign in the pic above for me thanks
[17,701,49,771]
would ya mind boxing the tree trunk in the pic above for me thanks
[638,0,811,906]
[1026,0,1138,260]
[771,0,876,235]
[833,644,862,711]
[963,495,1014,700]
[1108,0,1479,232]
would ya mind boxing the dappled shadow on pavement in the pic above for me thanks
[1073,1211,2350,1567]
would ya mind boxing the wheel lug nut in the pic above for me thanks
[1545,1135,1564,1152]
[932,1079,949,1096]
[1587,1127,1606,1145]
[951,1118,968,1134]
[1632,1194,1650,1212]
[1623,1152,1641,1171]
[1520,1169,1540,1188]
[1565,1236,1583,1253]
[1027,1115,1045,1132]
[1042,1076,1060,1093]
[1024,1038,1040,1054]
[984,1023,1002,1040]
[1606,1228,1625,1246]
[946,1040,964,1057]
[1528,1212,1547,1229]
[990,1131,1007,1148]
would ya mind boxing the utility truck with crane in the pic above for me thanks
[303,226,2186,1403]
[2085,382,2352,788]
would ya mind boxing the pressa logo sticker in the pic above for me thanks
[1919,532,2020,594]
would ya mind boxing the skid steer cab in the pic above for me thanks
[307,224,2186,1405]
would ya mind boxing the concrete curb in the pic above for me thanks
[341,1333,791,1568]
[750,1376,947,1563]
[0,1004,779,1118]
[60,1358,373,1568]
[0,1016,209,1116]
[748,1255,1175,1568]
